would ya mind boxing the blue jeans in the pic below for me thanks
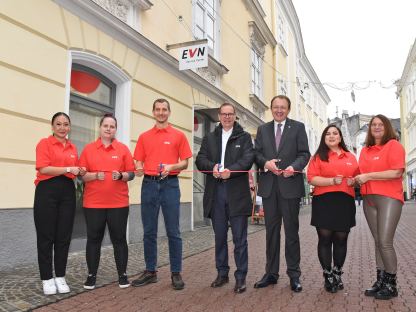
[141,176,182,272]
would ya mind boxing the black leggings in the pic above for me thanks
[84,207,129,276]
[316,228,349,270]
[34,176,76,280]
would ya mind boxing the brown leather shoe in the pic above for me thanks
[211,274,229,288]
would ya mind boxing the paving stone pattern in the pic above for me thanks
[2,202,416,311]
[0,219,263,312]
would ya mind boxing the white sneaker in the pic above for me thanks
[42,278,57,295]
[55,277,70,294]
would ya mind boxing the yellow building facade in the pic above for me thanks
[0,0,329,268]
[397,38,416,199]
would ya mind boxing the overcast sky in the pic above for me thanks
[291,0,416,119]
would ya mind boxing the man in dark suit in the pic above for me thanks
[254,95,310,292]
[195,103,254,294]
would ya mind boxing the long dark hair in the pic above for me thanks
[365,114,397,147]
[51,112,70,125]
[313,124,349,162]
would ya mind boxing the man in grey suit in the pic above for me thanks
[253,95,310,292]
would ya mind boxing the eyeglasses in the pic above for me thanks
[219,113,235,118]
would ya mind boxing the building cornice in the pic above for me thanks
[397,38,416,94]
[249,93,268,110]
[208,54,229,75]
[243,0,277,47]
[134,0,153,10]
[280,0,304,57]
[248,21,268,48]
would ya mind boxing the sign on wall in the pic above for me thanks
[179,43,208,70]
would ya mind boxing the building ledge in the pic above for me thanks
[243,0,277,47]
[249,93,267,110]
[208,54,229,75]
[134,0,153,10]
[278,42,288,56]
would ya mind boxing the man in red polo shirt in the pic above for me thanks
[132,98,192,290]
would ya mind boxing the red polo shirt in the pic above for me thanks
[35,135,78,185]
[307,150,359,197]
[134,125,192,175]
[79,138,135,208]
[359,139,405,203]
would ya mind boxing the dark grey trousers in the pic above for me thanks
[262,178,301,279]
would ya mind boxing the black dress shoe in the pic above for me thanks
[290,278,302,292]
[171,272,185,290]
[211,275,229,288]
[234,279,246,294]
[253,274,278,288]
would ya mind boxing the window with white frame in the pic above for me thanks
[248,21,266,116]
[410,125,415,150]
[194,0,217,54]
[407,87,412,113]
[279,75,288,95]
[251,48,262,98]
[277,14,287,52]
[296,57,303,96]
[413,76,416,107]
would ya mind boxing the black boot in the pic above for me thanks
[375,272,398,300]
[364,269,384,297]
[333,266,344,290]
[323,269,337,293]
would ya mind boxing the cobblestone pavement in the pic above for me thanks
[2,202,416,312]
[0,217,265,312]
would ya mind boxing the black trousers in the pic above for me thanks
[212,182,248,280]
[84,207,129,276]
[33,176,76,280]
[263,177,301,279]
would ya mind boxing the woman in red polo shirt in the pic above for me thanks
[307,125,359,293]
[355,114,405,300]
[79,114,135,290]
[34,112,85,295]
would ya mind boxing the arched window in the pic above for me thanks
[69,64,116,152]
[66,51,131,248]
[69,65,116,244]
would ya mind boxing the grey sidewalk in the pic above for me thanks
[0,216,267,312]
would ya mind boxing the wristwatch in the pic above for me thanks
[66,167,71,173]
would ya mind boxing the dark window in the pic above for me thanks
[69,65,116,242]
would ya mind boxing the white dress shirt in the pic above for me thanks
[220,127,233,172]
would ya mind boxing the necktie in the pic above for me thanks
[275,123,282,150]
